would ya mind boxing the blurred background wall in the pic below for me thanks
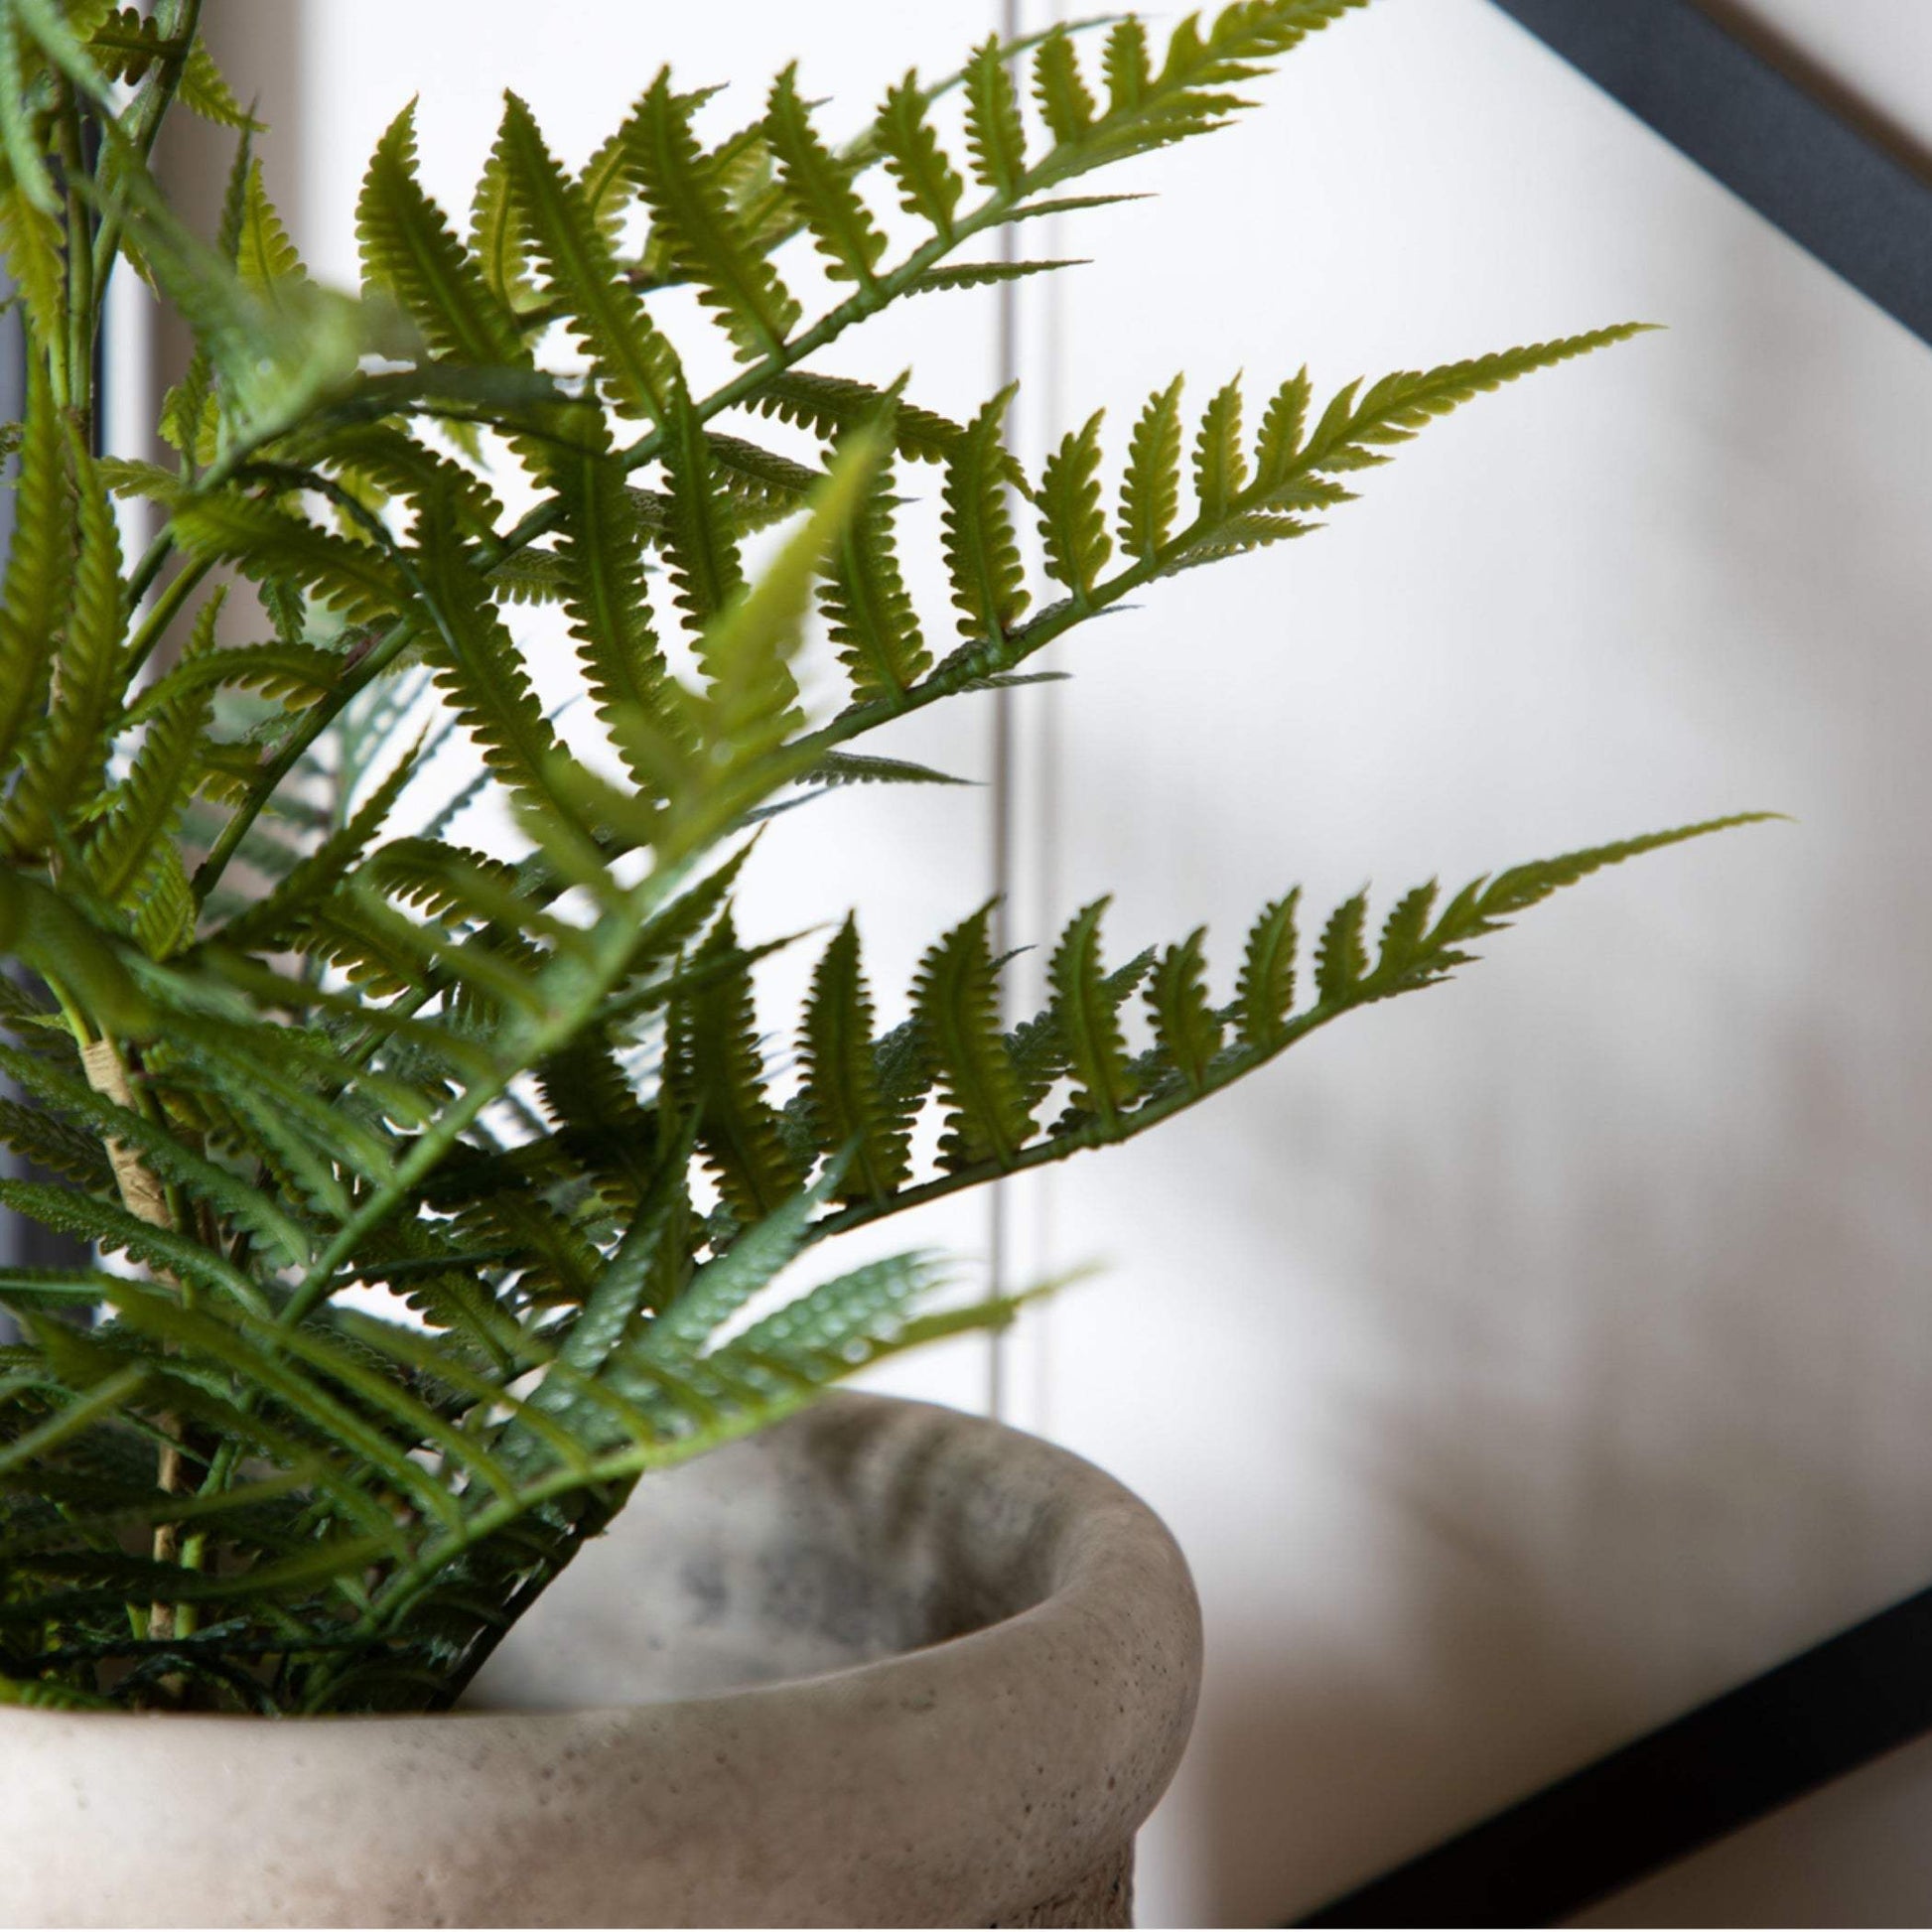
[136,1,1932,1921]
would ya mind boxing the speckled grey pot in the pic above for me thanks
[0,1392,1201,1927]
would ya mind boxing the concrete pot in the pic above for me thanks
[0,1392,1201,1927]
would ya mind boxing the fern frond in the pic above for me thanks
[169,494,409,625]
[658,377,747,635]
[819,422,929,704]
[1194,375,1247,518]
[941,387,1030,642]
[551,434,681,789]
[764,66,887,289]
[356,101,524,367]
[914,904,1033,1170]
[1049,897,1138,1126]
[496,92,677,423]
[800,915,910,1202]
[1313,889,1368,1001]
[235,161,304,300]
[754,369,967,467]
[177,36,258,129]
[8,432,126,849]
[1033,26,1098,143]
[667,912,805,1225]
[1297,326,1653,477]
[624,71,801,362]
[1038,408,1111,598]
[963,37,1027,198]
[873,70,965,241]
[85,674,211,906]
[1120,374,1184,557]
[1147,925,1222,1094]
[1235,890,1299,1052]
[415,506,570,808]
[0,187,64,347]
[0,357,68,774]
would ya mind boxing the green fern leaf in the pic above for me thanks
[678,430,881,799]
[873,70,964,241]
[1038,408,1112,598]
[0,356,68,773]
[716,1250,946,1390]
[624,71,801,363]
[414,506,567,806]
[941,387,1030,641]
[0,1180,257,1308]
[963,37,1027,197]
[170,494,409,625]
[127,845,197,961]
[356,101,524,367]
[218,734,422,952]
[1236,890,1300,1051]
[1313,889,1368,1001]
[235,160,305,301]
[819,423,930,704]
[914,904,1034,1171]
[317,421,503,540]
[0,1046,308,1272]
[800,915,911,1202]
[1437,813,1776,943]
[1194,376,1247,519]
[1120,374,1185,557]
[177,37,259,129]
[0,12,55,216]
[1034,27,1098,143]
[1102,19,1152,113]
[764,65,887,288]
[8,433,125,848]
[1049,897,1139,1125]
[86,660,214,904]
[754,369,967,466]
[496,92,677,423]
[1375,881,1440,982]
[645,1163,846,1361]
[1253,366,1311,486]
[808,752,964,788]
[0,188,64,345]
[1300,327,1652,475]
[125,638,344,723]
[1148,926,1222,1093]
[468,131,532,313]
[668,911,805,1225]
[0,1094,112,1188]
[552,435,682,789]
[903,257,1082,294]
[659,377,747,635]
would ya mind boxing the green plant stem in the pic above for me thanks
[87,0,202,319]
[119,554,211,683]
[59,101,93,429]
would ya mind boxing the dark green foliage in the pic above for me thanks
[0,0,1763,1718]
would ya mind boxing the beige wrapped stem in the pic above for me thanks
[0,1394,1201,1927]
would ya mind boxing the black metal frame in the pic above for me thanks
[1299,3,1932,1921]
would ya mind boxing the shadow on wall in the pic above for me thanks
[1175,987,1932,1926]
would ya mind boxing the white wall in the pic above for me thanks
[217,0,1932,1921]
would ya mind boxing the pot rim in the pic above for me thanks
[0,1393,1203,1926]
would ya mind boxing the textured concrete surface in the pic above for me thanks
[0,1393,1201,1926]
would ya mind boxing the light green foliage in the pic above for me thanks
[0,0,1764,1717]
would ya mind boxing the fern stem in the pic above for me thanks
[805,996,1361,1248]
[58,101,93,433]
[87,0,203,317]
[119,555,211,685]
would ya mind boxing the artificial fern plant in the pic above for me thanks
[0,0,1760,1716]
